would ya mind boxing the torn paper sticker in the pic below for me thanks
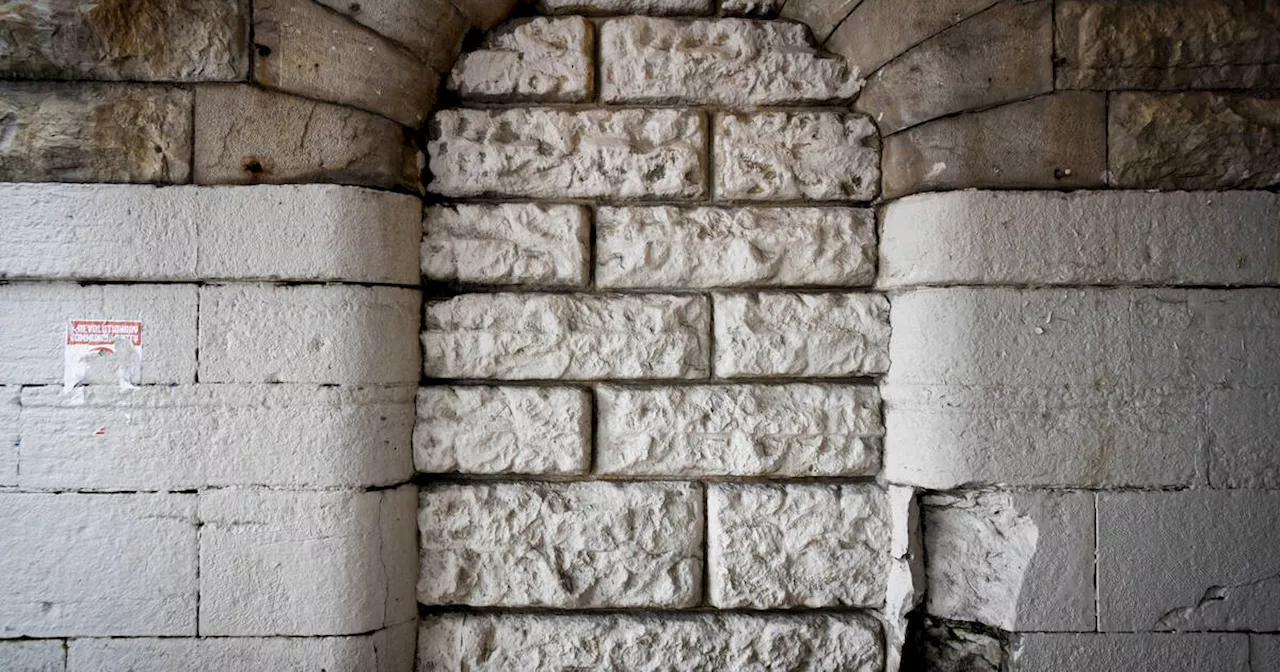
[64,319,142,394]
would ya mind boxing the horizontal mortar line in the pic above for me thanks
[426,197,877,208]
[419,376,885,387]
[420,285,883,296]
[0,483,410,496]
[12,382,419,391]
[1007,629,1280,636]
[18,629,398,641]
[441,101,860,114]
[902,484,1279,497]
[416,605,887,618]
[0,278,424,290]
[878,282,1280,292]
[412,474,884,487]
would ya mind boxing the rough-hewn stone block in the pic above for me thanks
[0,493,196,637]
[708,484,890,608]
[193,85,419,191]
[1056,0,1280,90]
[419,613,883,671]
[423,204,589,287]
[1098,490,1280,632]
[597,384,882,477]
[0,387,17,487]
[715,112,879,201]
[879,191,1280,288]
[0,639,62,672]
[449,17,592,102]
[315,0,468,70]
[418,482,703,607]
[0,82,191,184]
[428,108,707,199]
[1110,92,1280,191]
[779,0,860,42]
[719,0,783,17]
[827,0,1000,77]
[600,17,859,105]
[198,284,421,385]
[857,0,1052,135]
[596,206,876,288]
[0,0,247,81]
[67,635,396,672]
[252,0,436,127]
[714,293,890,377]
[414,386,589,475]
[0,283,197,385]
[882,92,1106,199]
[200,486,417,636]
[538,0,713,15]
[923,490,1094,632]
[423,294,709,380]
[17,385,413,490]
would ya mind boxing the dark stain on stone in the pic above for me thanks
[242,155,274,181]
[85,0,175,66]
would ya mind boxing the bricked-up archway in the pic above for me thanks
[1,0,1279,670]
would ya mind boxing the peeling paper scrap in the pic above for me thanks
[64,319,142,394]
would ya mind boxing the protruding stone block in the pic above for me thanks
[597,384,882,477]
[423,294,709,380]
[538,0,713,15]
[1011,634,1249,672]
[715,112,879,202]
[418,482,703,608]
[827,0,1000,77]
[714,293,890,377]
[449,17,592,102]
[596,207,876,288]
[719,0,783,17]
[428,108,707,199]
[600,17,859,105]
[0,83,191,184]
[414,386,589,475]
[708,484,891,608]
[423,204,590,287]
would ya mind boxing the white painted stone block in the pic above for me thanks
[1253,636,1280,672]
[428,108,707,199]
[17,384,413,490]
[708,484,890,608]
[0,493,196,637]
[600,17,859,105]
[879,190,1280,288]
[372,621,418,672]
[1098,490,1280,632]
[538,0,713,14]
[423,204,589,286]
[923,490,1094,632]
[198,284,421,385]
[449,17,592,101]
[199,486,417,636]
[596,206,876,288]
[0,283,196,385]
[67,636,377,672]
[419,613,882,671]
[1207,387,1280,488]
[0,387,17,486]
[414,386,589,475]
[419,482,703,608]
[714,293,890,377]
[715,112,879,202]
[423,293,709,380]
[1011,634,1249,672]
[597,384,881,476]
[0,640,63,672]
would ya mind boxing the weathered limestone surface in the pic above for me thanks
[428,108,707,199]
[200,487,417,636]
[720,0,783,17]
[0,0,247,81]
[419,613,883,671]
[882,92,1106,199]
[827,0,1000,76]
[252,0,436,127]
[779,0,861,42]
[1208,387,1280,489]
[423,204,590,286]
[923,490,1094,632]
[597,206,876,288]
[1011,634,1249,672]
[0,387,16,486]
[314,0,468,70]
[1255,637,1280,672]
[1110,92,1280,191]
[600,17,860,105]
[709,484,891,608]
[715,112,879,201]
[879,191,1280,287]
[198,285,421,385]
[67,635,399,672]
[0,493,196,637]
[0,283,197,385]
[0,639,63,672]
[414,386,589,475]
[1056,0,1280,90]
[0,83,191,184]
[538,0,713,15]
[449,17,592,102]
[714,293,890,377]
[17,385,414,490]
[1098,491,1280,632]
[857,0,1053,135]
[193,85,419,191]
[419,482,703,608]
[423,294,709,380]
[597,384,882,477]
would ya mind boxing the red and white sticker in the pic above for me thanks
[64,319,143,393]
